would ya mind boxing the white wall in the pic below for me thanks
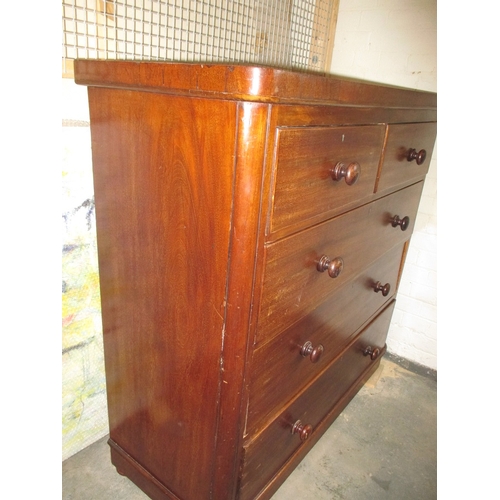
[62,78,109,461]
[329,0,437,370]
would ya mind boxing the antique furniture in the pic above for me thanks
[74,61,437,500]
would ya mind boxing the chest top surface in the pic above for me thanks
[74,60,436,109]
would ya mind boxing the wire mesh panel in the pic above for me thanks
[62,0,337,74]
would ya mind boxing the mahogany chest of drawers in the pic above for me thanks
[75,61,437,500]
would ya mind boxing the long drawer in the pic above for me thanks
[256,181,423,344]
[376,122,437,194]
[246,244,404,436]
[240,301,396,500]
[270,125,385,236]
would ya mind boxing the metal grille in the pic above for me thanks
[62,0,336,74]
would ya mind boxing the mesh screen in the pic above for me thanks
[62,0,335,73]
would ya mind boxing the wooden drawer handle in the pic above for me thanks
[291,420,313,441]
[317,255,344,278]
[331,161,360,185]
[391,215,410,231]
[373,281,391,296]
[363,346,381,361]
[300,341,324,363]
[407,148,427,165]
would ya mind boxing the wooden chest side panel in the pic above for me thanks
[88,88,237,500]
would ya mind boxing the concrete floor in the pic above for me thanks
[62,358,436,500]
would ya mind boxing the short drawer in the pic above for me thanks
[240,301,395,500]
[376,122,437,194]
[256,181,423,344]
[246,244,403,436]
[270,125,385,236]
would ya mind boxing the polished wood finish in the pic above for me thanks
[373,281,391,296]
[291,420,314,441]
[331,160,361,185]
[75,60,436,500]
[407,148,427,165]
[256,182,423,344]
[75,60,437,108]
[270,125,385,235]
[391,214,411,231]
[211,101,271,500]
[376,122,437,194]
[88,87,237,500]
[245,244,404,436]
[240,301,395,500]
[300,341,325,363]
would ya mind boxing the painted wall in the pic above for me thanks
[329,0,437,370]
[62,80,109,460]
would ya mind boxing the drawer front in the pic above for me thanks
[270,125,385,236]
[377,122,437,194]
[240,301,395,500]
[246,244,403,436]
[256,181,423,344]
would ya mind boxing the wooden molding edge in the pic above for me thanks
[324,0,340,73]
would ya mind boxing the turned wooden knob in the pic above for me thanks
[331,161,361,186]
[317,255,344,278]
[373,281,391,296]
[391,215,410,231]
[291,420,313,441]
[300,341,324,363]
[363,346,381,360]
[407,148,427,165]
